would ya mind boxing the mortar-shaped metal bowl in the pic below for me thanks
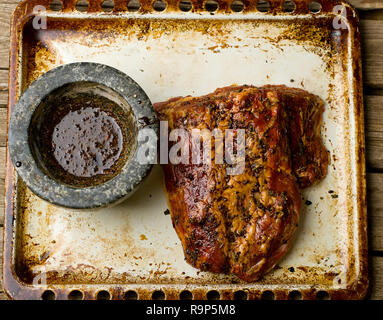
[8,63,158,209]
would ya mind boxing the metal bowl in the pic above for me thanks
[8,62,158,209]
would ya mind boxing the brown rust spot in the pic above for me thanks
[140,234,148,240]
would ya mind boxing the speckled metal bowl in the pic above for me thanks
[8,62,158,209]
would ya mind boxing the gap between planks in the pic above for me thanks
[365,95,383,170]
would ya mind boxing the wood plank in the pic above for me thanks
[0,69,8,105]
[0,108,7,147]
[350,0,383,10]
[0,227,6,300]
[365,95,383,169]
[0,147,5,226]
[369,255,383,300]
[367,173,383,252]
[360,19,383,89]
[0,1,19,70]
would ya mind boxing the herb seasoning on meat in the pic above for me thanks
[154,85,329,282]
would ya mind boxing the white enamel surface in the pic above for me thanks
[15,14,359,289]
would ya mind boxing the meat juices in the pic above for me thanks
[52,107,123,178]
[154,85,329,282]
[34,94,130,187]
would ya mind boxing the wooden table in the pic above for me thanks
[1,0,383,300]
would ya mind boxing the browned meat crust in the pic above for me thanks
[205,85,329,188]
[155,86,327,281]
[262,85,328,188]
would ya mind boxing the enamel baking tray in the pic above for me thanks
[3,0,367,299]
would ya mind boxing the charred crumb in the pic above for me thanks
[258,202,267,211]
[201,262,211,270]
[164,209,170,215]
[305,200,312,205]
[188,216,199,224]
[328,190,334,194]
[234,252,240,262]
[238,229,246,237]
[288,267,295,272]
[187,248,199,263]
[242,213,252,223]
[331,194,339,199]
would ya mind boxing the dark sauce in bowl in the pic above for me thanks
[52,106,123,178]
[31,92,136,187]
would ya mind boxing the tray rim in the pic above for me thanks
[2,0,368,300]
